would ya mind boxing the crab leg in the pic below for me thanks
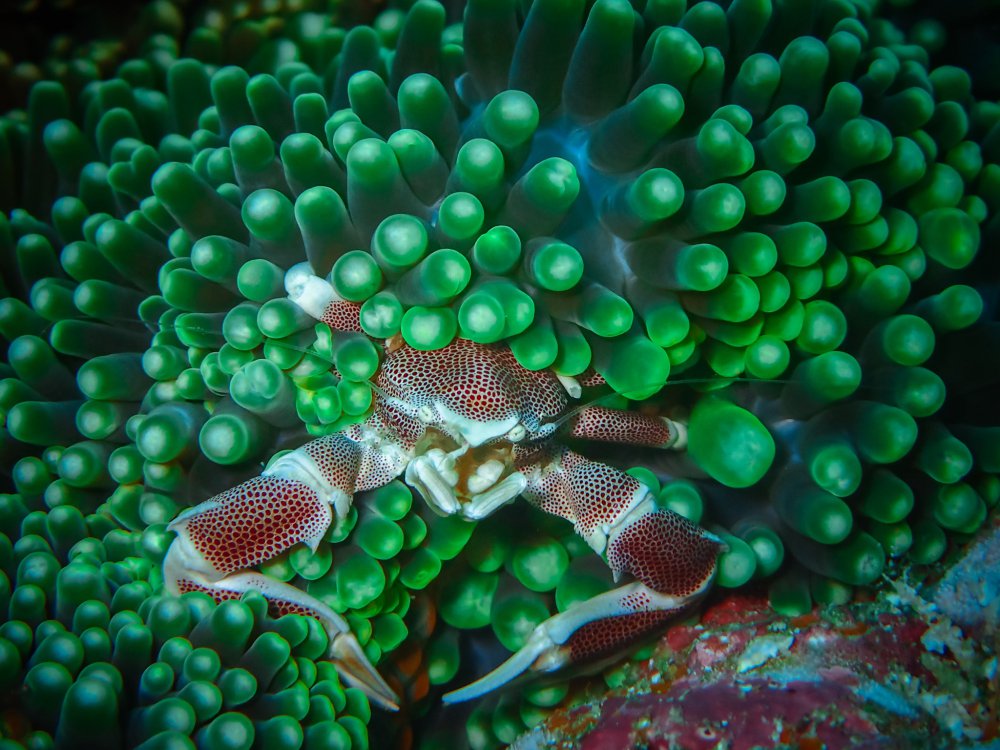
[164,429,411,710]
[285,262,364,332]
[564,405,687,449]
[444,448,721,703]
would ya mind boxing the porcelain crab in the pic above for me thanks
[162,266,723,711]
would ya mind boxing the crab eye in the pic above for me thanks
[505,424,527,442]
[417,405,439,423]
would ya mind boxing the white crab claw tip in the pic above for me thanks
[466,476,490,495]
[332,491,352,519]
[666,419,688,450]
[330,633,400,712]
[483,459,505,476]
[443,628,563,704]
[704,529,726,548]
[284,265,339,318]
[284,262,316,297]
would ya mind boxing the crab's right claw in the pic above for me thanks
[443,626,563,705]
[441,580,701,704]
[443,504,722,704]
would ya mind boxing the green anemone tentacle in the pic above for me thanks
[1,0,999,747]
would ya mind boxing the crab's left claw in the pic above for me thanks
[328,624,401,711]
[163,434,409,712]
[165,550,402,711]
[444,482,722,703]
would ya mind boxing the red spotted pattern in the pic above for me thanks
[520,453,578,523]
[176,579,316,620]
[567,406,674,447]
[176,579,242,600]
[303,432,407,492]
[522,448,643,539]
[165,316,729,692]
[322,300,364,332]
[577,370,607,388]
[376,338,567,439]
[370,400,426,446]
[607,510,721,596]
[262,597,315,619]
[512,441,547,465]
[301,434,362,492]
[182,476,332,575]
[566,609,688,663]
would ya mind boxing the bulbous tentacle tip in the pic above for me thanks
[687,395,776,489]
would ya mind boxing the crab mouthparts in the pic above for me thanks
[419,429,517,501]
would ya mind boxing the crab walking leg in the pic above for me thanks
[164,429,411,710]
[564,405,687,449]
[285,262,364,332]
[444,448,721,703]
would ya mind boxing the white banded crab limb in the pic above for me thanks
[163,559,399,710]
[285,261,365,332]
[163,429,411,711]
[442,582,697,704]
[443,447,721,703]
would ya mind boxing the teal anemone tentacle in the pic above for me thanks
[0,0,999,747]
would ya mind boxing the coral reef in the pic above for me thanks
[0,0,998,747]
[517,518,1000,748]
[508,604,968,746]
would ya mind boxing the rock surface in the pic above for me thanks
[513,521,1000,749]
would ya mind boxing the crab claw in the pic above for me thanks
[442,581,696,704]
[162,463,404,711]
[329,626,401,712]
[165,555,402,711]
[443,505,722,704]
